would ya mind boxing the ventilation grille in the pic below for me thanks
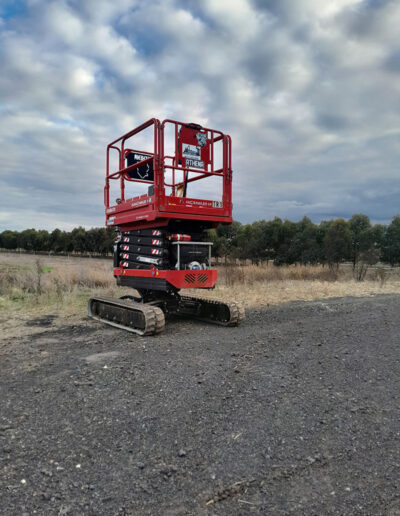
[184,273,196,284]
[184,272,209,285]
[197,274,208,284]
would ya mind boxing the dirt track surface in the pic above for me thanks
[1,295,400,515]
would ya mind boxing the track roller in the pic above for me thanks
[176,295,245,326]
[88,296,165,336]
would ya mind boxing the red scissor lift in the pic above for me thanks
[88,119,245,335]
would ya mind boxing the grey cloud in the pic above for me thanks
[0,0,399,231]
[385,50,400,72]
[316,113,349,131]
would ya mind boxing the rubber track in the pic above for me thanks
[88,296,165,336]
[178,295,245,326]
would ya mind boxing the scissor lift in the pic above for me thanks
[88,119,244,335]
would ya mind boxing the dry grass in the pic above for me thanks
[0,253,129,319]
[1,253,400,325]
[206,263,400,307]
[218,263,344,284]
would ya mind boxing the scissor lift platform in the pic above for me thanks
[104,118,233,231]
[88,118,245,335]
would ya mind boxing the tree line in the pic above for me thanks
[0,227,115,255]
[208,214,400,270]
[2,214,400,269]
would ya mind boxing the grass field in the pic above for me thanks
[2,252,400,326]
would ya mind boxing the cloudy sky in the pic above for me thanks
[1,0,399,231]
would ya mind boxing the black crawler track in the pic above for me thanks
[88,294,245,335]
[176,295,245,326]
[88,297,165,336]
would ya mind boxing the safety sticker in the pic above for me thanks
[182,144,200,159]
[196,132,207,148]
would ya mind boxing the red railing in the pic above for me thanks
[105,118,160,206]
[160,119,228,188]
[104,118,232,219]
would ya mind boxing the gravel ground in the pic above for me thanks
[1,294,399,515]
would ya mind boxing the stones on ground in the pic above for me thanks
[2,297,400,513]
[158,464,178,478]
[178,449,186,457]
[84,351,121,364]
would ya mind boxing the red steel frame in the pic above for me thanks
[114,267,218,290]
[106,118,233,290]
[104,118,233,231]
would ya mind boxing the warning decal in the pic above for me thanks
[126,152,154,181]
[182,144,200,159]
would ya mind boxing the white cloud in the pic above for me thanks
[0,0,399,231]
[44,2,84,44]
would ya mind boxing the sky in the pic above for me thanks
[0,0,399,231]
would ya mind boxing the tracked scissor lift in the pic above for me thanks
[88,118,245,335]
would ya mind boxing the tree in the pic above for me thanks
[353,223,384,280]
[50,229,64,253]
[237,222,264,263]
[324,219,351,269]
[258,219,278,262]
[0,230,18,249]
[71,227,87,253]
[382,216,400,265]
[18,229,38,252]
[267,217,284,263]
[273,219,297,265]
[36,230,50,252]
[288,217,321,265]
[214,221,241,262]
[349,214,371,269]
[86,228,114,255]
[369,224,385,260]
[317,220,333,264]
